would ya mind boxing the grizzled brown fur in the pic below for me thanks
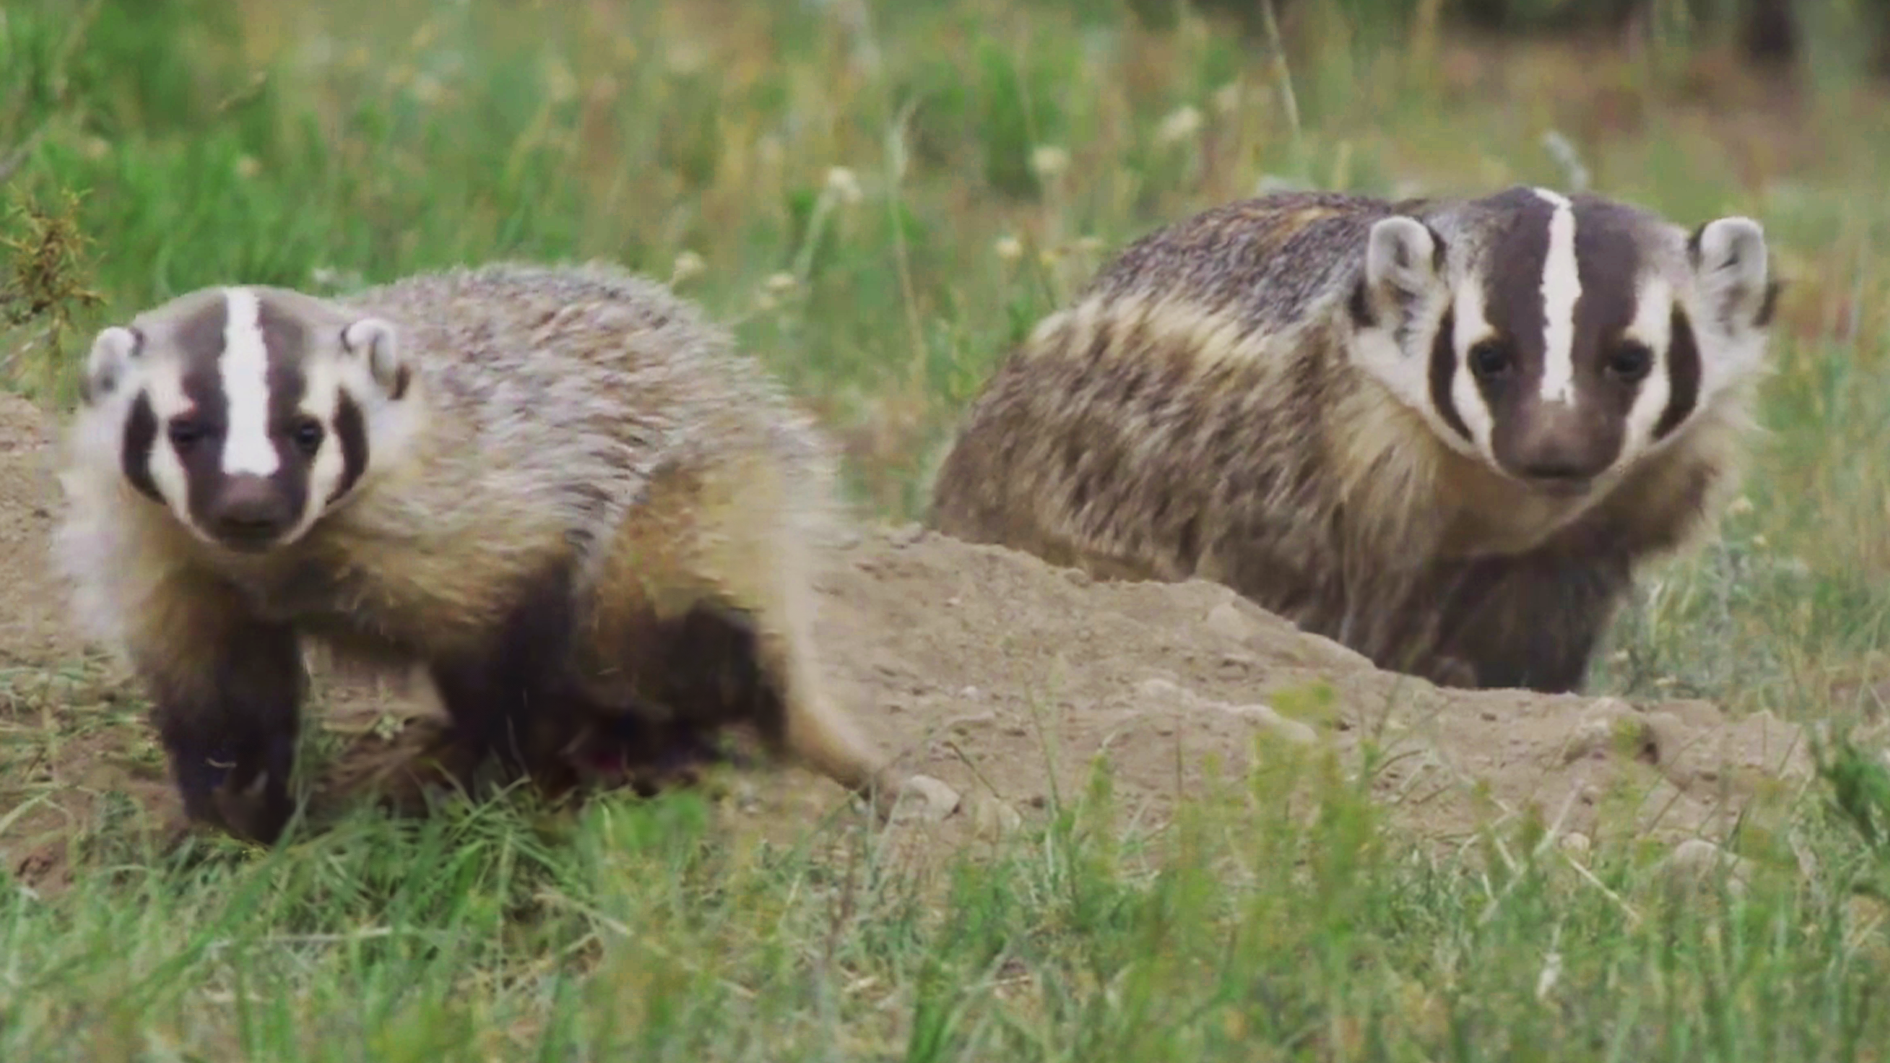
[930,190,1771,693]
[57,262,903,844]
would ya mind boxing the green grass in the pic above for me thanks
[8,0,1890,1056]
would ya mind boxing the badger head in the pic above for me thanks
[73,285,420,553]
[1345,185,1777,499]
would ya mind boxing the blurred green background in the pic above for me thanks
[6,2,1890,1057]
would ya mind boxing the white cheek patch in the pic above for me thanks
[287,357,348,541]
[1350,319,1428,410]
[218,287,280,477]
[142,361,198,527]
[1531,188,1582,407]
[1351,216,1451,425]
[74,357,147,468]
[1622,274,1676,454]
[1450,282,1497,455]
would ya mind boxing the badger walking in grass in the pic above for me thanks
[54,261,901,844]
[930,187,1777,693]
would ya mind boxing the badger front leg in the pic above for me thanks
[131,580,306,844]
[1427,549,1635,694]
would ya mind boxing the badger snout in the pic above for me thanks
[1515,448,1600,487]
[208,474,294,550]
[1493,400,1621,498]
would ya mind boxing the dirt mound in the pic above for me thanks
[814,526,1809,850]
[0,393,1812,888]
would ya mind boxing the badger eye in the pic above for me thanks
[168,418,208,452]
[1607,342,1654,383]
[1467,340,1514,382]
[290,417,325,456]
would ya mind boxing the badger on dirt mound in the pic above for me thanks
[54,261,901,844]
[930,186,1778,694]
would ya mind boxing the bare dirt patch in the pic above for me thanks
[0,389,76,666]
[0,394,1813,889]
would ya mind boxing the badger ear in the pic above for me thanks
[1690,216,1775,333]
[80,326,142,405]
[340,317,409,400]
[1364,217,1446,307]
[1348,218,1451,412]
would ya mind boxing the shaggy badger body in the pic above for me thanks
[931,187,1777,693]
[56,262,897,843]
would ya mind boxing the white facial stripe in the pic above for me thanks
[1622,273,1676,452]
[1451,282,1496,453]
[143,360,195,524]
[219,287,280,477]
[287,356,345,542]
[1532,188,1581,407]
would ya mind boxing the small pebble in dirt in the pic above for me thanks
[1656,838,1752,897]
[894,774,963,823]
[1062,568,1091,586]
[1137,676,1318,745]
[1203,601,1255,642]
[1138,677,1188,701]
[972,796,1024,837]
[1234,704,1319,746]
[887,523,926,547]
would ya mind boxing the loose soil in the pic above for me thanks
[0,393,1813,891]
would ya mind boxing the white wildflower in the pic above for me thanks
[543,59,579,104]
[1155,104,1204,146]
[825,166,863,205]
[1534,948,1562,1001]
[670,250,706,286]
[994,235,1024,262]
[309,266,365,292]
[1030,145,1070,179]
[1254,173,1311,195]
[665,39,708,76]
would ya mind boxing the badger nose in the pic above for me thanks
[210,475,292,547]
[1495,400,1620,497]
[1517,457,1592,483]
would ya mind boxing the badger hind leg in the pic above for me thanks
[584,452,902,821]
[555,687,745,797]
[660,597,892,804]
